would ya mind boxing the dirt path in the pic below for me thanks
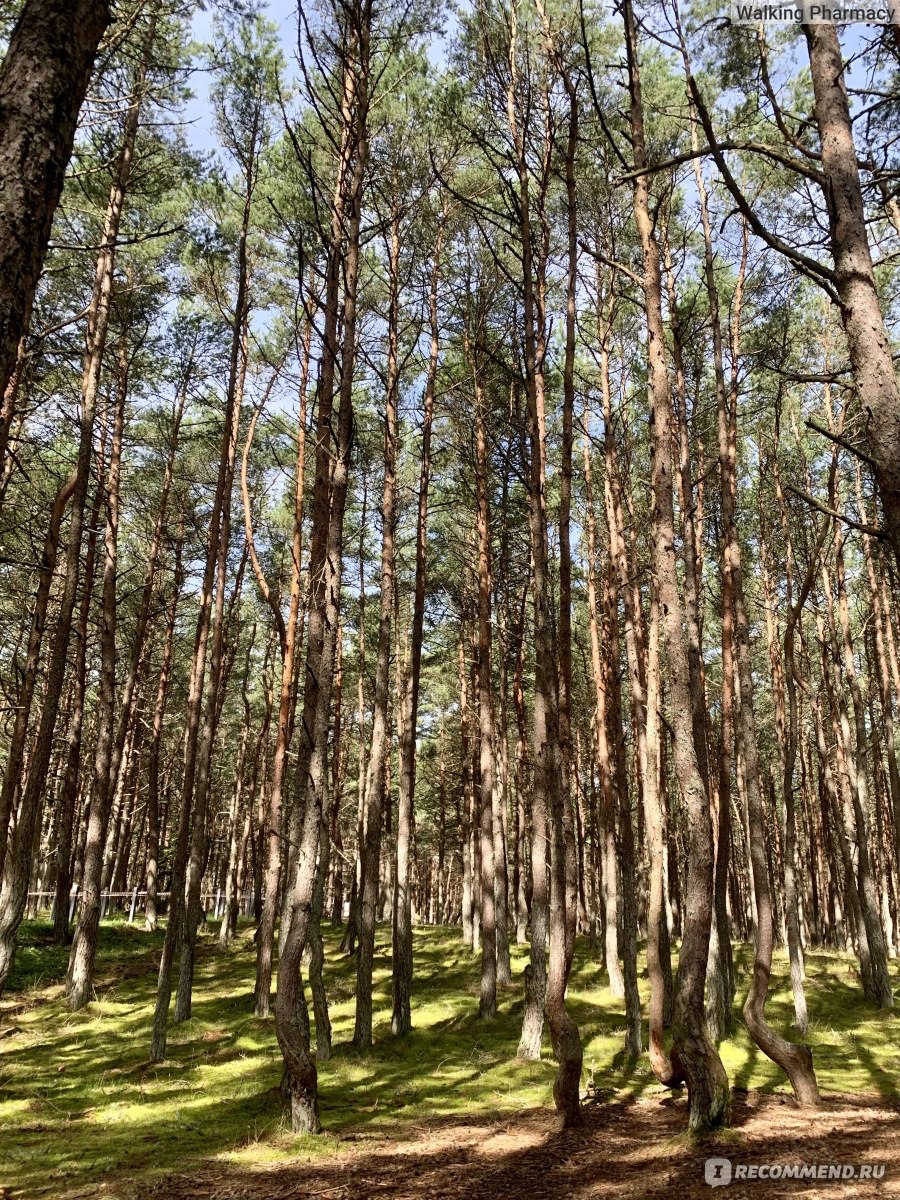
[139,1092,900,1199]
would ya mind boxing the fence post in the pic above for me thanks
[68,883,79,925]
[128,886,138,924]
[215,887,222,919]
[101,888,109,919]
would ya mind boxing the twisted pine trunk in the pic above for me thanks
[623,0,728,1131]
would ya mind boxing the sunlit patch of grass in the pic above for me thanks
[1,917,898,1198]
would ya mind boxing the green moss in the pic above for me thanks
[0,920,897,1198]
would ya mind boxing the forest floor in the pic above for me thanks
[1,920,899,1199]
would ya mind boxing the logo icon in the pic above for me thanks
[705,1157,733,1188]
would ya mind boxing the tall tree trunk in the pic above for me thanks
[219,628,255,948]
[354,196,399,1051]
[623,0,727,1131]
[146,534,183,933]
[252,308,311,1015]
[66,333,128,1009]
[506,11,581,1123]
[472,341,497,1020]
[583,404,624,1000]
[459,627,474,948]
[175,330,246,1023]
[856,469,900,904]
[52,453,105,946]
[277,0,370,1130]
[391,215,444,1035]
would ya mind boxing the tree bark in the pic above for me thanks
[252,306,311,1015]
[67,333,128,1009]
[277,0,370,1129]
[505,8,581,1122]
[623,0,728,1131]
[0,0,111,409]
[145,534,183,933]
[803,22,900,571]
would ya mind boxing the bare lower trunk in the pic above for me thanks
[0,52,139,995]
[506,18,581,1120]
[253,310,310,1016]
[67,336,128,1010]
[471,344,497,1021]
[220,632,255,949]
[391,216,443,1035]
[146,544,182,933]
[583,405,624,1000]
[354,194,398,1051]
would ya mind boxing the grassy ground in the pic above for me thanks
[0,918,898,1199]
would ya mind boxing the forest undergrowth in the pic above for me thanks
[2,921,898,1199]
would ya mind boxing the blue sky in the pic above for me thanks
[185,0,299,155]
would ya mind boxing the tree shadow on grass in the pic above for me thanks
[3,924,900,1199]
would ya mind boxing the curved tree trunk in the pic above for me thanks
[803,22,900,572]
[252,313,310,1016]
[623,0,727,1131]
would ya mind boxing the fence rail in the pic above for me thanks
[25,887,255,924]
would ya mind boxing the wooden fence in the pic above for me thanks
[25,887,255,925]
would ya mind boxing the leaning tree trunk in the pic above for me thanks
[753,528,825,1105]
[0,475,74,887]
[803,22,900,573]
[0,0,111,413]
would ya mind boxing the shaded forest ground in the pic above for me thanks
[1,922,899,1198]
